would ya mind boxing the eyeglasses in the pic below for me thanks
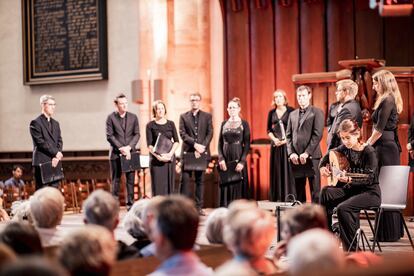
[190,99,200,102]
[45,103,56,106]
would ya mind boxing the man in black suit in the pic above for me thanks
[29,95,63,190]
[327,79,362,150]
[179,92,213,215]
[106,93,140,209]
[286,85,324,203]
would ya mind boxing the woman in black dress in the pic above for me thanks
[267,90,295,201]
[320,119,381,251]
[407,112,414,168]
[146,100,179,196]
[366,69,404,242]
[218,97,251,207]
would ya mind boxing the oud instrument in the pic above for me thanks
[327,150,370,186]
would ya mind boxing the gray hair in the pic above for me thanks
[337,79,358,98]
[82,190,119,231]
[223,207,275,259]
[30,187,64,228]
[39,95,55,105]
[123,199,150,239]
[205,207,228,244]
[287,229,345,275]
[59,225,117,275]
[11,200,33,224]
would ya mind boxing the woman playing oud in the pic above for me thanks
[319,119,381,251]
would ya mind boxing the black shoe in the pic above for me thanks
[127,205,132,211]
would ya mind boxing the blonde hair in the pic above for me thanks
[30,187,64,228]
[373,70,403,114]
[229,97,241,107]
[272,89,288,107]
[336,79,358,98]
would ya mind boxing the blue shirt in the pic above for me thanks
[4,177,25,189]
[148,251,213,276]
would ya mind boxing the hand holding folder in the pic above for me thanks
[153,133,173,155]
[217,160,243,185]
[39,161,64,184]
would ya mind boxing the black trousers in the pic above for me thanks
[180,170,205,210]
[110,158,135,207]
[294,158,321,203]
[34,166,60,190]
[320,185,381,251]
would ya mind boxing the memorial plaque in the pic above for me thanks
[22,0,107,85]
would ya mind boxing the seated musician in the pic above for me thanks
[319,119,381,251]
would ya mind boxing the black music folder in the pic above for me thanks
[290,158,314,178]
[153,133,173,155]
[120,152,141,172]
[182,152,209,171]
[39,161,64,184]
[217,160,243,185]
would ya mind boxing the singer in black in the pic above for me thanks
[29,95,63,190]
[267,90,295,202]
[319,119,381,251]
[286,85,324,203]
[146,100,179,196]
[366,69,404,242]
[218,97,251,207]
[106,94,140,209]
[179,92,213,214]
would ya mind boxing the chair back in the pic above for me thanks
[378,165,410,210]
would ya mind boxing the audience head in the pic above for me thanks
[114,93,128,114]
[152,100,167,119]
[372,69,403,114]
[123,198,150,240]
[58,225,117,276]
[0,256,68,276]
[82,189,120,232]
[0,221,43,256]
[227,97,241,118]
[336,79,358,102]
[150,195,199,260]
[224,206,275,260]
[0,243,16,269]
[39,95,56,117]
[296,85,312,109]
[272,89,288,107]
[30,187,64,229]
[205,207,228,244]
[281,203,327,242]
[11,164,24,180]
[142,196,166,238]
[346,251,383,268]
[287,229,345,276]
[11,200,33,224]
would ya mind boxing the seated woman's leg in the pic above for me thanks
[336,190,381,251]
[319,186,348,231]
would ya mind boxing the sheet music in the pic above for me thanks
[140,155,150,168]
[279,120,286,140]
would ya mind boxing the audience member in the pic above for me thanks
[30,187,65,247]
[0,256,68,276]
[287,229,345,276]
[58,225,117,276]
[148,195,212,276]
[4,164,25,201]
[205,207,228,244]
[10,200,32,223]
[274,203,327,272]
[0,221,43,256]
[217,207,277,275]
[0,208,10,222]
[140,196,166,257]
[82,189,139,260]
[122,198,152,250]
[0,244,16,269]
